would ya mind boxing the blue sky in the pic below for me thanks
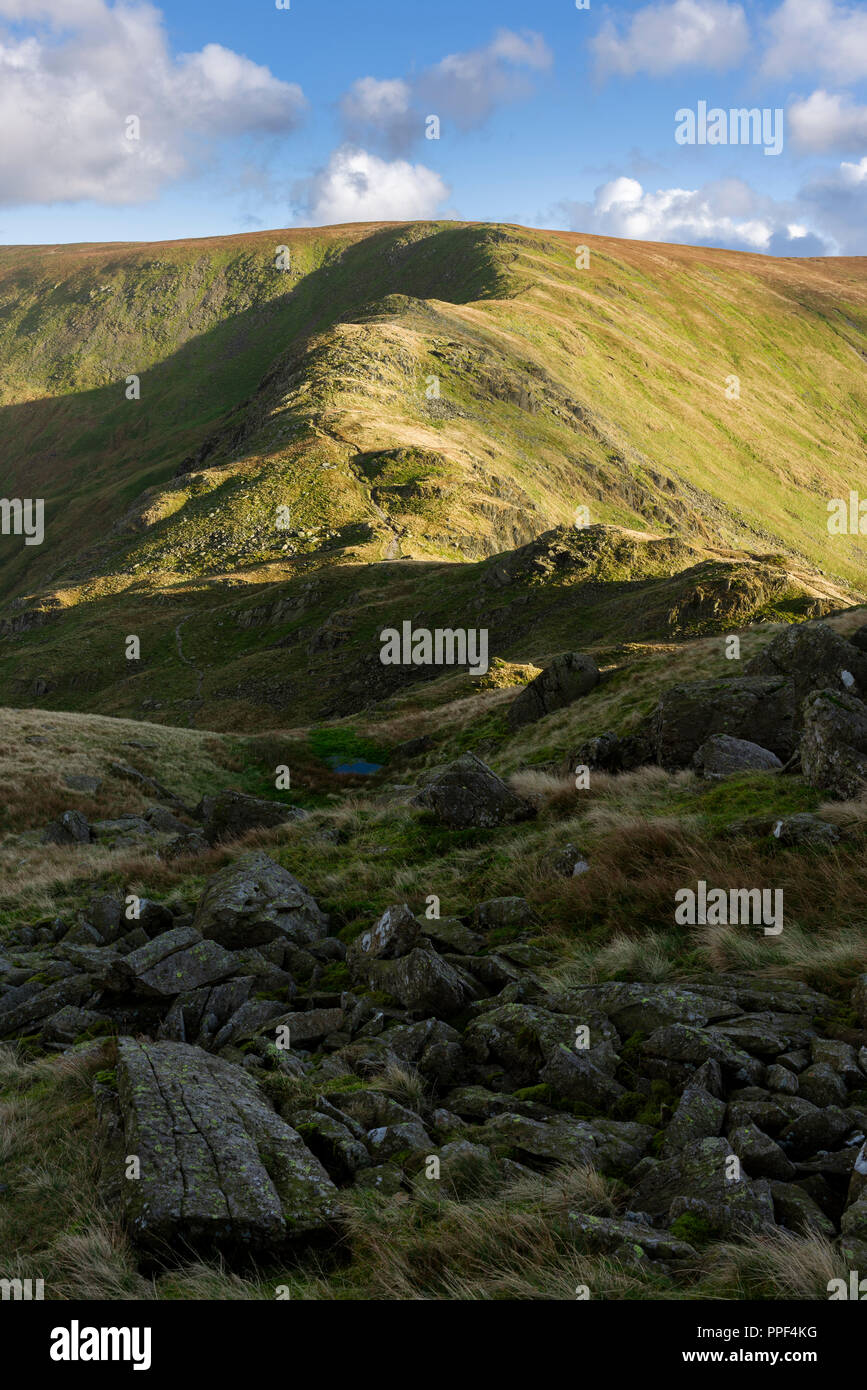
[0,0,865,253]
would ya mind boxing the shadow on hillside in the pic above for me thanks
[0,223,512,603]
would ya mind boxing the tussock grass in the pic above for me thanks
[699,1229,850,1301]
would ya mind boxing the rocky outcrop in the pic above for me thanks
[508,653,599,728]
[650,677,797,767]
[745,621,867,707]
[412,754,535,829]
[116,1037,339,1254]
[194,852,328,949]
[2,844,865,1279]
[800,688,867,799]
[196,790,308,845]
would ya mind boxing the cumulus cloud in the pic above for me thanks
[789,90,867,151]
[592,0,750,78]
[338,28,552,152]
[339,78,418,156]
[762,0,867,82]
[298,146,449,226]
[799,157,867,253]
[559,174,834,254]
[0,0,306,205]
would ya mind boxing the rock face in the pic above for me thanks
[651,677,797,767]
[508,653,600,728]
[412,754,535,829]
[116,1038,339,1253]
[745,621,867,707]
[693,735,783,779]
[800,688,867,799]
[194,852,328,949]
[197,791,307,845]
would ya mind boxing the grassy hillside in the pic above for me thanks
[0,222,865,729]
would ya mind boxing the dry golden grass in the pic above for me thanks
[0,705,235,834]
[700,1229,851,1301]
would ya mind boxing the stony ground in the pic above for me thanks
[2,616,867,1300]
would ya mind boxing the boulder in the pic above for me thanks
[559,731,624,777]
[778,1106,852,1158]
[294,1111,371,1180]
[418,917,484,954]
[346,904,419,964]
[43,810,93,846]
[661,1085,726,1156]
[642,1024,764,1085]
[464,1003,577,1086]
[650,677,797,767]
[771,813,840,847]
[272,1008,345,1049]
[693,735,783,779]
[800,688,867,799]
[473,897,538,932]
[632,1137,776,1233]
[105,926,238,998]
[508,653,600,728]
[768,1181,835,1237]
[540,1042,626,1110]
[116,1037,339,1254]
[796,1063,848,1109]
[384,1017,466,1087]
[566,1212,698,1261]
[197,790,308,845]
[482,1111,650,1176]
[576,981,738,1034]
[194,852,328,950]
[540,843,591,878]
[369,947,472,1016]
[729,1122,796,1180]
[412,754,535,829]
[746,620,867,707]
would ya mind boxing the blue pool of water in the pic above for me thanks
[326,757,383,775]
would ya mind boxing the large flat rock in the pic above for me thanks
[116,1037,339,1255]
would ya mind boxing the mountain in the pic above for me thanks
[1,222,866,728]
[2,225,867,1306]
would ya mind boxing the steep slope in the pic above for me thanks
[1,222,865,725]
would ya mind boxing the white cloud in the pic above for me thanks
[789,90,867,151]
[559,174,833,254]
[340,28,552,152]
[0,1,306,205]
[419,28,552,129]
[339,78,418,155]
[839,156,867,184]
[799,157,867,252]
[763,0,867,82]
[300,146,449,226]
[592,0,750,78]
